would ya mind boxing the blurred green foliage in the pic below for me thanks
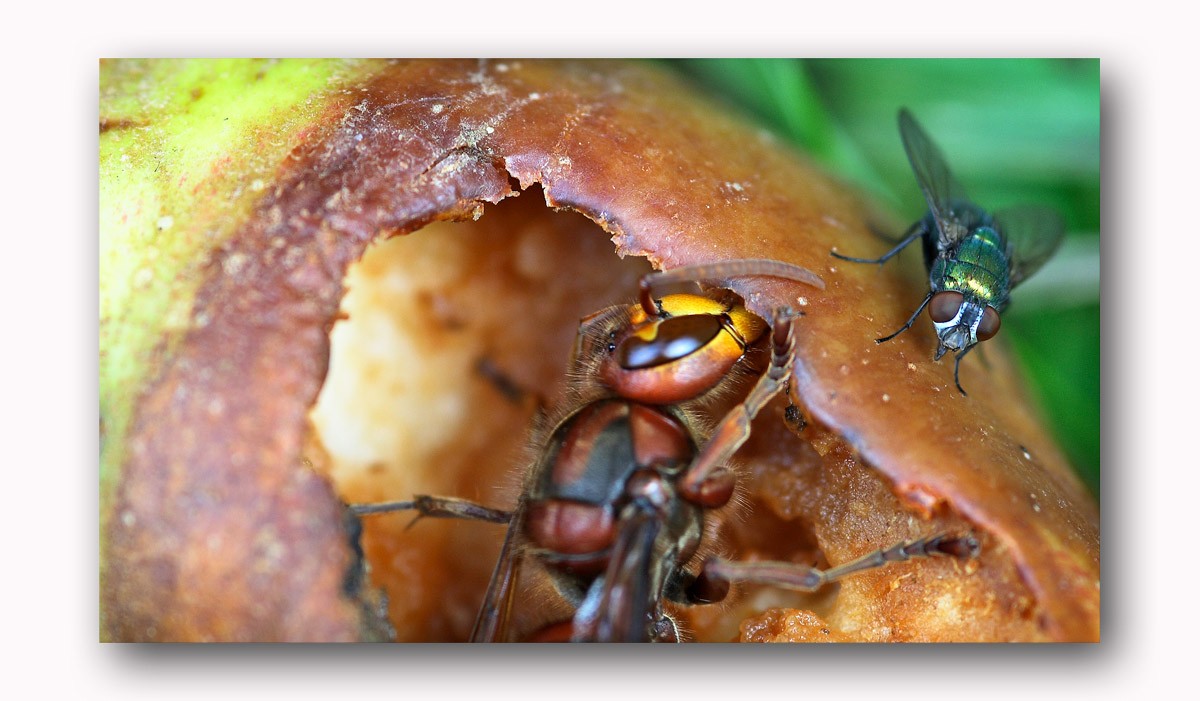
[667,59,1100,496]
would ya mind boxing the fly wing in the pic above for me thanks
[994,205,1066,287]
[898,108,972,248]
[571,503,663,642]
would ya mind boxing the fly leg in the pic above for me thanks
[866,220,913,245]
[678,306,797,503]
[832,221,936,345]
[952,345,977,396]
[830,221,925,265]
[700,532,980,592]
[877,290,933,344]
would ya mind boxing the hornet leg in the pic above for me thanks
[701,532,980,592]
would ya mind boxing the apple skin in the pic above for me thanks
[100,59,390,641]
[100,59,1098,642]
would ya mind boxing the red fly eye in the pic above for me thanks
[617,315,723,370]
[928,291,964,323]
[977,307,1001,341]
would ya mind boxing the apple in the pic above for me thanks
[100,59,1098,642]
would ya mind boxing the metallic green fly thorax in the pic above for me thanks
[929,226,1011,310]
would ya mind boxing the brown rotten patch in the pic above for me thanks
[101,59,1098,642]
